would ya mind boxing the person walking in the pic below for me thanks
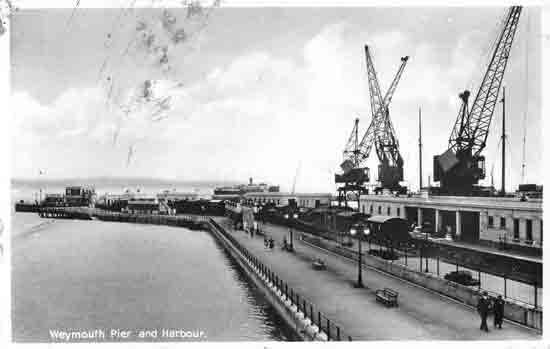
[477,291,490,332]
[493,295,505,329]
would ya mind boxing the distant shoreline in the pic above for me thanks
[11,177,241,188]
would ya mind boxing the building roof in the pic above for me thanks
[360,193,542,212]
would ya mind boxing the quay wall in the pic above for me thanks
[206,220,310,341]
[207,219,354,341]
[301,235,542,331]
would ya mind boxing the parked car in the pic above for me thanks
[444,270,480,286]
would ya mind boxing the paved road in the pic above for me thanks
[213,218,540,341]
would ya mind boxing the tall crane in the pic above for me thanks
[336,46,409,205]
[363,45,408,191]
[433,6,522,195]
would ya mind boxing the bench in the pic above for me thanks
[312,259,327,270]
[375,288,399,307]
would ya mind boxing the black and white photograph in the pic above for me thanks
[1,0,548,345]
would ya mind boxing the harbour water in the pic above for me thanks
[11,213,296,342]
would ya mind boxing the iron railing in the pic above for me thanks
[209,218,353,341]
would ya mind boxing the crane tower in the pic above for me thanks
[336,46,409,206]
[433,6,522,195]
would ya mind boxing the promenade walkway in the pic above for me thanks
[212,217,539,340]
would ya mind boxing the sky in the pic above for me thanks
[8,2,543,193]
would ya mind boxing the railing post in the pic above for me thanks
[504,277,507,298]
[326,319,331,341]
[534,282,538,309]
[310,304,314,323]
[318,312,321,330]
[478,270,481,291]
[336,326,341,341]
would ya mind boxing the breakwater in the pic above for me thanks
[93,210,208,231]
[31,206,208,230]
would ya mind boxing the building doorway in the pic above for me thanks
[460,211,480,242]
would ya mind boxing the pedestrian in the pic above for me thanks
[269,237,274,250]
[264,236,268,248]
[493,295,505,329]
[477,291,490,332]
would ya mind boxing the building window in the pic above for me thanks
[387,207,391,216]
[362,205,365,213]
[513,219,519,240]
[500,217,506,229]
[397,207,401,217]
[370,205,373,214]
[488,216,494,227]
[526,219,533,241]
[378,206,381,214]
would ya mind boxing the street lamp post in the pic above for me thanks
[350,221,370,288]
[424,231,429,273]
[284,211,298,251]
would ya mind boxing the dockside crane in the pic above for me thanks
[363,45,409,192]
[433,6,522,196]
[335,46,409,206]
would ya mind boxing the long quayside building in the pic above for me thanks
[359,191,543,250]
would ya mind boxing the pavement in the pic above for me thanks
[213,217,540,341]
